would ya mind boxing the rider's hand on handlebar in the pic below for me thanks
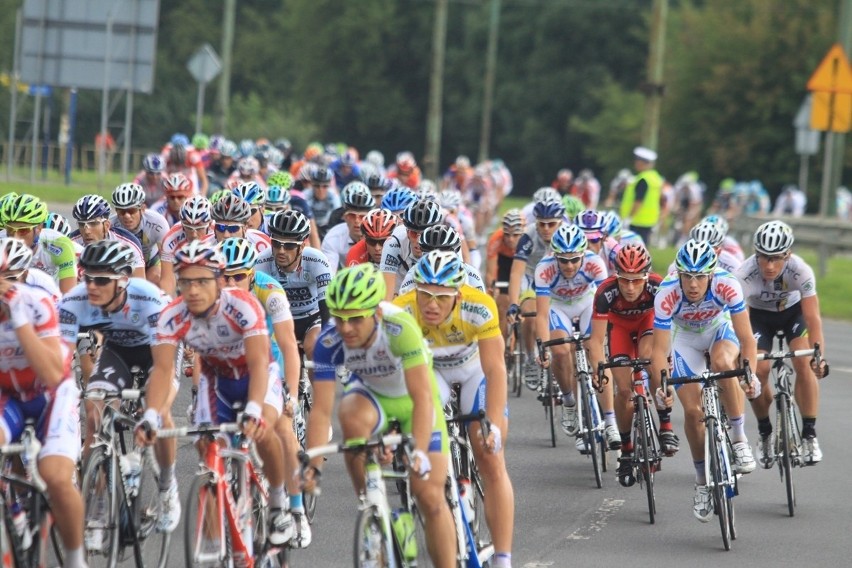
[507,303,520,323]
[740,368,760,399]
[481,424,503,454]
[134,409,160,446]
[654,386,674,410]
[411,449,432,479]
[811,357,829,379]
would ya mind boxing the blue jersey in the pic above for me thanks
[653,270,746,332]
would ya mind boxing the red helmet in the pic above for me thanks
[163,173,193,197]
[361,208,398,239]
[614,243,651,274]
[395,151,416,174]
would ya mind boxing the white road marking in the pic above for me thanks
[564,498,625,540]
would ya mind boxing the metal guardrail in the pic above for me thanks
[730,215,852,276]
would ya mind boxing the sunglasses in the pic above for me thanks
[5,225,34,236]
[224,271,252,283]
[556,255,583,265]
[84,274,121,286]
[331,308,376,323]
[587,237,602,244]
[407,229,422,239]
[365,237,388,247]
[678,272,711,282]
[177,277,217,289]
[2,272,23,282]
[78,220,105,229]
[617,274,648,284]
[214,223,243,234]
[416,288,458,304]
[537,221,560,228]
[250,207,262,216]
[182,223,209,233]
[116,207,141,216]
[758,253,788,263]
[167,195,189,202]
[271,239,302,251]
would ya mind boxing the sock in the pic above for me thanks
[694,460,706,485]
[64,547,85,568]
[728,414,746,443]
[158,464,175,492]
[562,392,576,406]
[604,411,617,428]
[657,407,672,426]
[757,416,773,437]
[289,492,304,512]
[269,485,288,510]
[802,417,817,439]
[493,552,512,568]
[620,433,632,454]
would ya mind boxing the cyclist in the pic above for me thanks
[43,211,74,238]
[650,240,758,522]
[321,181,376,274]
[4,194,78,293]
[589,244,679,487]
[110,183,170,285]
[398,225,485,293]
[135,240,293,545]
[232,181,268,232]
[507,196,564,386]
[70,195,146,280]
[486,209,525,338]
[521,187,561,226]
[210,193,271,256]
[439,189,480,268]
[683,221,742,272]
[345,208,398,267]
[702,214,745,263]
[574,209,619,275]
[362,169,391,202]
[228,156,266,188]
[0,241,86,567]
[150,173,195,226]
[330,149,361,189]
[133,153,168,206]
[207,140,239,190]
[386,151,422,189]
[266,171,322,249]
[0,238,61,303]
[380,198,445,298]
[533,225,611,448]
[394,250,515,568]
[218,237,310,546]
[159,196,213,297]
[163,142,208,196]
[301,164,341,236]
[733,221,828,465]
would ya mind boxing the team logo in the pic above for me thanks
[217,325,229,337]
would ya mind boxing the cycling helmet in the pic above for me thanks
[0,192,20,226]
[237,157,260,177]
[174,239,226,273]
[574,209,606,233]
[689,221,725,248]
[403,199,444,231]
[420,225,462,253]
[395,151,417,174]
[72,195,110,222]
[44,212,72,236]
[209,189,231,205]
[753,220,794,255]
[266,185,292,208]
[169,144,187,166]
[274,138,292,153]
[308,164,334,184]
[233,182,266,206]
[171,133,189,146]
[414,250,465,289]
[0,238,33,272]
[532,187,560,203]
[502,208,524,232]
[360,209,398,239]
[303,142,323,162]
[326,263,386,312]
[180,196,212,225]
[601,210,623,237]
[267,171,293,189]
[268,210,311,241]
[163,173,193,197]
[238,139,256,158]
[142,153,164,173]
[219,237,258,271]
[362,170,388,191]
[365,150,385,169]
[209,135,225,152]
[79,240,135,275]
[112,183,146,209]
[719,178,736,193]
[439,190,463,211]
[341,181,376,211]
[532,200,565,220]
[675,239,718,274]
[212,194,251,224]
[550,224,587,254]
[416,182,439,202]
[8,194,48,225]
[220,140,239,159]
[192,133,210,150]
[702,214,729,236]
[562,195,585,220]
[614,243,652,274]
[381,187,418,212]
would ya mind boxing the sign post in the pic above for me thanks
[806,43,852,217]
[187,44,222,135]
[794,95,820,197]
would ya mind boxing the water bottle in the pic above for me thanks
[458,478,475,524]
[10,502,31,550]
[121,452,142,498]
[391,508,417,561]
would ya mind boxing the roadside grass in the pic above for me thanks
[0,168,123,201]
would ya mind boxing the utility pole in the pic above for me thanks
[477,0,501,164]
[424,0,448,181]
[826,0,852,215]
[216,0,236,135]
[641,0,668,151]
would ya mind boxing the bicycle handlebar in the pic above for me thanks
[156,423,241,439]
[85,388,144,402]
[661,360,752,391]
[0,429,46,493]
[596,358,650,389]
[446,409,492,437]
[757,343,821,363]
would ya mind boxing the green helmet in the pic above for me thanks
[0,192,20,226]
[7,194,48,225]
[562,195,584,220]
[327,264,386,312]
[192,133,210,150]
[267,171,293,189]
[209,189,231,205]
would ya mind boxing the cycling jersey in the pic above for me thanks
[150,200,181,226]
[593,273,662,357]
[535,251,607,334]
[133,171,167,205]
[246,228,271,255]
[25,268,61,304]
[734,253,816,312]
[302,188,341,228]
[71,227,146,273]
[723,236,745,263]
[255,247,331,319]
[398,262,485,295]
[252,271,294,371]
[159,225,214,264]
[653,270,746,333]
[514,225,553,275]
[380,225,419,292]
[345,240,372,267]
[320,222,357,275]
[30,228,77,282]
[109,210,169,268]
[487,230,517,285]
[58,278,170,348]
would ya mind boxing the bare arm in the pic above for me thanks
[730,310,757,370]
[535,294,551,346]
[160,261,176,297]
[507,259,527,307]
[245,334,272,410]
[479,335,508,428]
[403,363,436,455]
[272,320,301,398]
[144,343,178,415]
[19,331,65,387]
[800,295,825,357]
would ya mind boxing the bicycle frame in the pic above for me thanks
[698,381,737,499]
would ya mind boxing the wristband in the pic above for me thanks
[142,408,161,429]
[244,401,263,420]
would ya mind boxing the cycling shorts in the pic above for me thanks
[749,303,808,352]
[434,363,509,421]
[548,302,593,336]
[606,312,655,359]
[88,343,153,393]
[670,321,738,389]
[342,376,448,454]
[193,362,284,425]
[293,312,323,343]
[0,379,80,463]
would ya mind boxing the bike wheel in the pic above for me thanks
[81,446,120,568]
[29,496,64,568]
[582,387,602,489]
[353,505,390,568]
[635,397,656,524]
[546,372,557,448]
[184,471,228,567]
[512,333,524,398]
[708,422,731,551]
[133,447,170,567]
[778,396,796,517]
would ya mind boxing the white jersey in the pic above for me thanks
[320,222,357,275]
[733,253,816,312]
[534,251,607,308]
[25,268,61,304]
[159,225,213,264]
[71,228,145,272]
[380,224,419,292]
[398,262,485,295]
[653,270,746,332]
[109,209,170,266]
[255,247,332,319]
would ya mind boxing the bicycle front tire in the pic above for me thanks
[546,372,557,448]
[81,446,119,568]
[634,396,656,524]
[184,471,228,567]
[778,394,796,517]
[353,506,391,568]
[581,385,602,489]
[708,420,732,551]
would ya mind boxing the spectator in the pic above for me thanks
[837,186,852,221]
[571,168,601,210]
[772,184,807,217]
[551,168,573,195]
[619,146,663,245]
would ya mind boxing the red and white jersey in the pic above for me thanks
[0,284,72,399]
[154,288,271,381]
[25,268,61,305]
[160,224,214,264]
[246,229,271,255]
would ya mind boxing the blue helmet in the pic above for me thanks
[675,239,717,274]
[533,200,565,220]
[219,237,258,271]
[701,214,729,236]
[381,187,418,212]
[414,250,466,289]
[266,185,292,207]
[551,224,587,255]
[601,210,622,237]
[44,212,72,236]
[233,181,266,206]
[170,133,189,146]
[73,195,111,221]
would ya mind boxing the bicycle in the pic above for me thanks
[535,338,563,449]
[598,357,662,523]
[520,310,539,391]
[297,349,317,524]
[756,332,822,517]
[540,332,607,487]
[81,386,170,568]
[0,424,64,568]
[662,360,752,551]
[301,432,429,568]
[494,281,522,398]
[157,422,290,568]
